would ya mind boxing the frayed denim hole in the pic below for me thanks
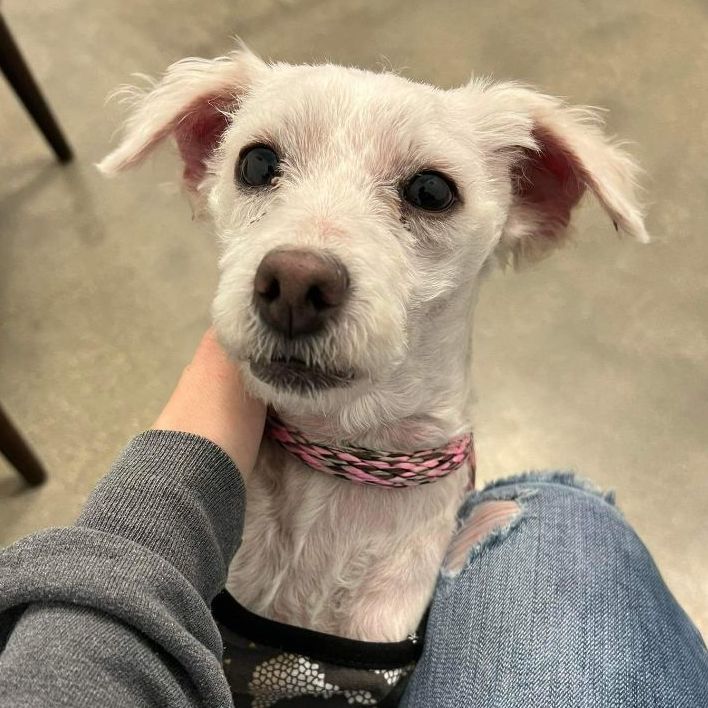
[441,498,526,580]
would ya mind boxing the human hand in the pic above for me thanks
[153,329,266,476]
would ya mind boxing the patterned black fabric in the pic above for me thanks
[213,591,427,706]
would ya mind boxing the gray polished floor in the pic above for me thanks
[1,0,706,637]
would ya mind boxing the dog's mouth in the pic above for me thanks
[249,356,356,393]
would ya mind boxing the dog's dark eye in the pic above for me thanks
[238,145,280,187]
[403,172,456,211]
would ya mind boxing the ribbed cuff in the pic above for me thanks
[76,430,246,601]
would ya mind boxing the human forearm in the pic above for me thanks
[0,430,245,707]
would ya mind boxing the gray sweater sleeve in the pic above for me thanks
[0,430,245,707]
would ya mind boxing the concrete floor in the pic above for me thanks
[1,0,706,638]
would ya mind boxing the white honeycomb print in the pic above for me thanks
[343,689,377,705]
[249,653,339,707]
[373,667,405,686]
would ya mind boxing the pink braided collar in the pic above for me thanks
[266,414,475,489]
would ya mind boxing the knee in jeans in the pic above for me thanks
[442,499,523,576]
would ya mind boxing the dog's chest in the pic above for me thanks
[225,439,468,642]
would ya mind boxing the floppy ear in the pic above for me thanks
[98,45,265,193]
[479,83,648,265]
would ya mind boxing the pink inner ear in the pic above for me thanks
[173,98,231,190]
[513,126,587,235]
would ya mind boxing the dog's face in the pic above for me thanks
[209,64,516,416]
[101,47,647,428]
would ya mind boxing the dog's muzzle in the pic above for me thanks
[249,248,353,392]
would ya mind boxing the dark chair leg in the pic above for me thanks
[0,14,73,163]
[0,404,47,486]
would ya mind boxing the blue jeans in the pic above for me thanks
[401,473,708,707]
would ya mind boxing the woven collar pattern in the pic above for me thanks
[266,414,475,488]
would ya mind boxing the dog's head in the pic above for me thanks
[100,45,647,430]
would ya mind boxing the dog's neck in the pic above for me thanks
[275,402,469,453]
[265,413,473,488]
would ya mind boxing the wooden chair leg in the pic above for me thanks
[0,13,73,163]
[0,404,47,486]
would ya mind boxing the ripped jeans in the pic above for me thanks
[400,473,708,707]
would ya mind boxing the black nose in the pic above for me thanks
[254,249,349,338]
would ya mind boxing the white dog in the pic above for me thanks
[100,45,647,649]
